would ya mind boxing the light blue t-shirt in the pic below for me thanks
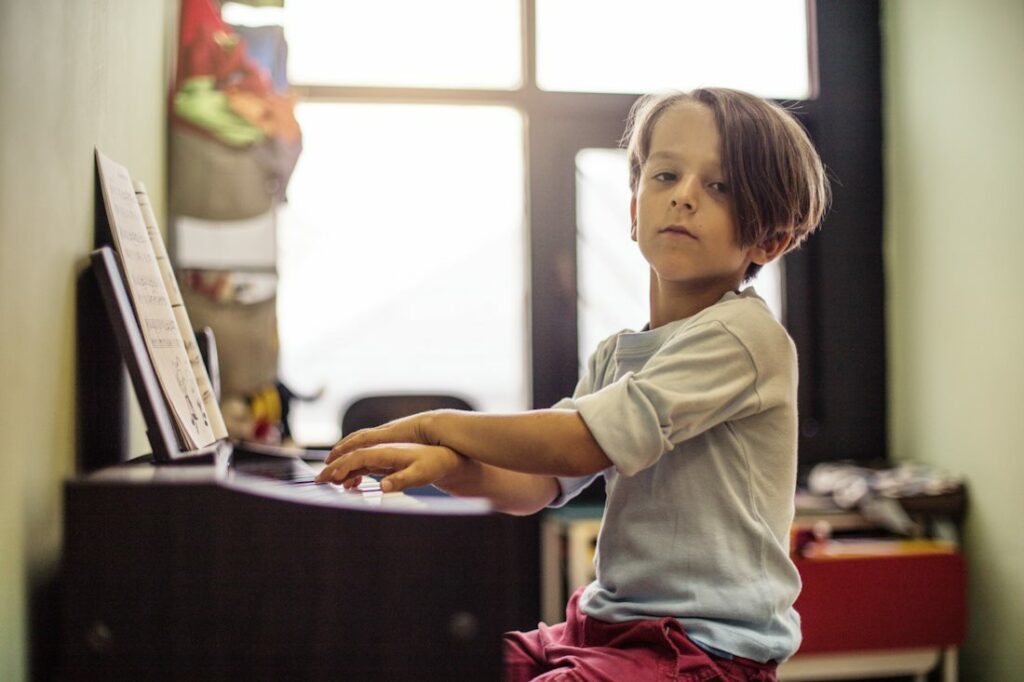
[552,289,802,663]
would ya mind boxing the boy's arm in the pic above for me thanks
[316,440,560,515]
[325,409,612,478]
[436,459,560,516]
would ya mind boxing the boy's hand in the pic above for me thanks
[315,442,462,493]
[325,413,436,466]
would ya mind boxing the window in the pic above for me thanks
[575,149,648,363]
[536,0,812,98]
[274,0,826,447]
[284,0,521,89]
[278,103,527,443]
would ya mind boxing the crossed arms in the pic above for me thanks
[314,409,612,515]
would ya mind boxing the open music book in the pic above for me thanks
[94,149,228,451]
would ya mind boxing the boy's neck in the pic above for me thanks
[647,276,742,329]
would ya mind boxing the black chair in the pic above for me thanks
[340,394,475,496]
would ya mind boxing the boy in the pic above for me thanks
[317,88,829,680]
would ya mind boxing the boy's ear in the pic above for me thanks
[750,234,793,265]
[629,195,638,241]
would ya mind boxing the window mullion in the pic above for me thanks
[521,0,537,93]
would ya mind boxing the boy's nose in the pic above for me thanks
[671,176,698,211]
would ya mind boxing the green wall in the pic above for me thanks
[0,1,173,677]
[884,0,1024,677]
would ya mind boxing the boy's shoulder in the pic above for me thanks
[676,289,795,358]
[588,326,633,364]
[588,289,791,367]
[689,288,778,325]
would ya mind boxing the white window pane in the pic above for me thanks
[538,0,811,99]
[575,148,784,370]
[754,257,785,323]
[278,103,527,444]
[576,149,648,365]
[220,3,284,26]
[285,0,521,89]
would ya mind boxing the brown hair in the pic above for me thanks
[623,88,830,279]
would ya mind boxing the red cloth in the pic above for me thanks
[793,551,967,653]
[175,0,269,94]
[178,0,225,53]
[504,588,777,681]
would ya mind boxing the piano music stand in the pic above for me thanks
[88,245,221,464]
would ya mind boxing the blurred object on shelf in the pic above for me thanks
[805,461,966,537]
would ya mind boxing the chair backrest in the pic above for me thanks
[341,394,475,437]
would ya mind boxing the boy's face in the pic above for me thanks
[631,101,772,292]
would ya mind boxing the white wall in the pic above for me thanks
[884,0,1024,677]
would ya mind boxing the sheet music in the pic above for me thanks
[135,180,228,441]
[95,150,216,450]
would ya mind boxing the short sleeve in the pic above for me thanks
[573,321,764,477]
[547,339,617,507]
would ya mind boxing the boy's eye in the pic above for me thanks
[709,181,729,194]
[652,171,677,182]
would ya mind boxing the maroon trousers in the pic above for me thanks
[503,589,778,682]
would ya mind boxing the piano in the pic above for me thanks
[61,451,521,680]
[66,242,527,679]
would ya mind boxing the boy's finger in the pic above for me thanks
[380,472,406,493]
[380,460,434,493]
[315,464,345,483]
[326,429,389,464]
[326,429,371,463]
[320,445,407,482]
[316,453,360,483]
[327,417,429,464]
[325,438,358,464]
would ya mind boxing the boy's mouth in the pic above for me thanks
[660,225,698,239]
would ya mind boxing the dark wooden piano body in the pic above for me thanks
[61,462,520,681]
